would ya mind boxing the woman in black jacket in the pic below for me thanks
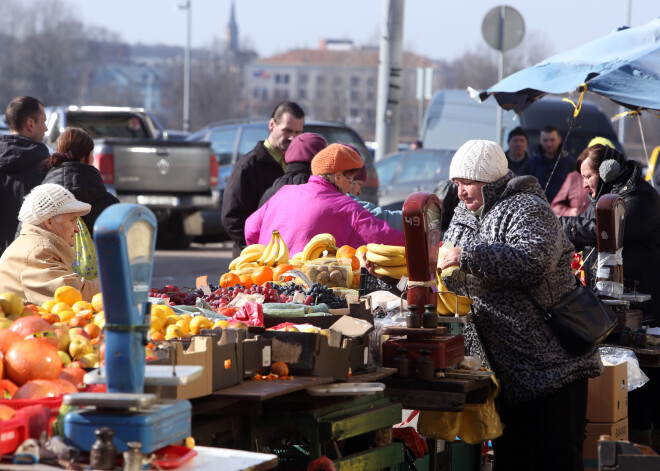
[561,144,660,449]
[42,127,119,235]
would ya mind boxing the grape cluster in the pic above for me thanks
[201,283,286,309]
[149,285,197,306]
[273,282,348,309]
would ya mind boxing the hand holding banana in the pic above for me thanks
[438,246,462,271]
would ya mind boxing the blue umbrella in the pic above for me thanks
[479,17,660,114]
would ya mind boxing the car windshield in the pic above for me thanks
[65,112,150,139]
[376,154,404,185]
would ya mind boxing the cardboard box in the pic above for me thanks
[587,362,628,423]
[200,329,243,390]
[583,418,628,467]
[242,335,272,378]
[258,330,349,380]
[147,336,213,399]
[330,315,374,373]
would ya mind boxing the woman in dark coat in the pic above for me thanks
[561,143,660,449]
[42,127,119,235]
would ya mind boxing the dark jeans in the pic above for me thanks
[493,377,588,471]
[629,366,660,430]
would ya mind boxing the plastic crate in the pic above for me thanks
[358,267,398,296]
[0,412,29,455]
[0,395,63,415]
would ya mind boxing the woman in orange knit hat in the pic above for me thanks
[245,143,404,254]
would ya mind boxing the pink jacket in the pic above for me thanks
[245,176,404,253]
[551,171,590,216]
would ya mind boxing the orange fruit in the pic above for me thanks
[339,254,360,271]
[14,379,65,399]
[24,304,40,315]
[352,271,361,289]
[72,301,93,313]
[219,272,241,288]
[272,263,295,282]
[251,266,273,286]
[239,273,253,288]
[50,302,71,315]
[59,367,86,388]
[54,286,82,307]
[57,310,76,323]
[41,313,61,325]
[84,323,101,339]
[355,245,368,260]
[5,338,62,385]
[336,245,356,259]
[41,300,57,313]
[151,331,166,342]
[91,293,104,313]
[68,316,87,328]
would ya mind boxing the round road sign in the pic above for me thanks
[482,6,525,51]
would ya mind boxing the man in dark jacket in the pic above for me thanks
[0,96,49,255]
[505,126,531,176]
[221,101,304,256]
[529,125,575,202]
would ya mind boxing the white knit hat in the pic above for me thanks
[19,183,91,226]
[449,140,508,183]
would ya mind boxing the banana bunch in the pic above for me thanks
[228,244,266,270]
[301,233,337,261]
[366,244,408,278]
[289,252,304,268]
[256,230,290,267]
[436,276,473,315]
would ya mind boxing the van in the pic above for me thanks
[421,90,623,158]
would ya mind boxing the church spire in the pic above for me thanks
[225,0,238,53]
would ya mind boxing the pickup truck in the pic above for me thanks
[44,106,219,248]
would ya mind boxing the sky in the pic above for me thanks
[69,0,659,61]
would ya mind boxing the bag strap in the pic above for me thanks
[523,274,581,322]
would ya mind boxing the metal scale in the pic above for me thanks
[382,192,465,371]
[63,204,203,454]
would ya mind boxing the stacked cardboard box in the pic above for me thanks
[583,362,628,471]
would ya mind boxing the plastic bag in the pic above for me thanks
[599,346,649,391]
[72,217,97,280]
[232,301,264,327]
[418,373,503,445]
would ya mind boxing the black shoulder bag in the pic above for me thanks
[525,278,617,356]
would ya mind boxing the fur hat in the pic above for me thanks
[285,133,327,164]
[19,183,91,226]
[311,144,363,175]
[449,140,508,183]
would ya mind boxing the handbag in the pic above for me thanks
[72,217,98,280]
[525,279,617,356]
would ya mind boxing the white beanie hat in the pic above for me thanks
[449,140,508,183]
[19,183,91,226]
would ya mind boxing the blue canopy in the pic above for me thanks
[479,17,660,114]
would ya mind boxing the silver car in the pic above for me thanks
[376,148,455,211]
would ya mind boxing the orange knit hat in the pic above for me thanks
[311,143,363,175]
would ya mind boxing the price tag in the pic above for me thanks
[397,276,408,292]
[201,285,212,296]
[262,346,271,367]
[196,275,208,289]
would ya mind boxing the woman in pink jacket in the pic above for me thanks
[245,143,404,253]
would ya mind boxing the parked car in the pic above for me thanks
[187,119,379,241]
[376,148,455,211]
[0,115,8,135]
[44,106,219,249]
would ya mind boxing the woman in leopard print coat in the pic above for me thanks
[439,140,601,471]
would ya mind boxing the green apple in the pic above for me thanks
[54,327,71,352]
[80,353,99,368]
[58,350,72,365]
[69,335,93,360]
[0,318,12,329]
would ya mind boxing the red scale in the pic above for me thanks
[381,192,465,371]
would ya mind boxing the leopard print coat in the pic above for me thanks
[443,171,602,405]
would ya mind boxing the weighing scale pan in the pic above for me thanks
[83,365,203,386]
[307,382,385,396]
[64,392,157,408]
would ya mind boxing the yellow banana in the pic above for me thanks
[436,297,453,316]
[301,233,337,261]
[437,275,472,314]
[365,251,407,266]
[236,261,259,270]
[263,231,281,267]
[231,266,256,276]
[276,233,289,266]
[366,243,405,258]
[374,264,408,278]
[241,244,266,257]
[233,251,262,269]
[228,257,239,270]
[290,251,303,261]
[257,233,276,265]
[308,233,337,249]
[309,245,327,260]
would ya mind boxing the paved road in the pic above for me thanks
[152,242,233,290]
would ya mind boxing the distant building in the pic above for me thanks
[244,40,446,141]
[225,0,239,54]
[89,63,165,114]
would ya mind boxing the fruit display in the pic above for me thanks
[303,258,353,289]
[365,244,408,279]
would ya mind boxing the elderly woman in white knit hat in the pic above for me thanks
[0,183,100,305]
[436,140,601,471]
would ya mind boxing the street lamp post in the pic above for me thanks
[179,0,191,132]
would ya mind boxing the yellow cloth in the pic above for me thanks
[264,139,286,172]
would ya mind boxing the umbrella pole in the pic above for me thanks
[636,114,655,189]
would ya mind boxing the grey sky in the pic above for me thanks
[70,0,658,61]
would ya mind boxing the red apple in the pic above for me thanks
[69,327,90,340]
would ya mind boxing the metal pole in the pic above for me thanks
[495,6,505,146]
[618,0,632,149]
[183,0,191,132]
[417,68,424,138]
[374,0,404,161]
